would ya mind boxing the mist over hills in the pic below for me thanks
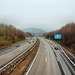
[23,28,46,33]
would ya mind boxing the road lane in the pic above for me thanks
[26,38,61,75]
[0,37,34,56]
[49,40,75,61]
[47,39,75,75]
[0,38,37,67]
[0,41,27,56]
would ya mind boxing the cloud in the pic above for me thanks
[0,0,75,31]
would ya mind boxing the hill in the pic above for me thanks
[45,23,75,51]
[23,28,46,33]
[0,24,28,48]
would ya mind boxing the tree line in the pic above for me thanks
[44,23,75,50]
[0,24,32,48]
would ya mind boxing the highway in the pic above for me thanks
[25,37,75,75]
[0,38,32,56]
[0,37,75,75]
[0,41,27,56]
[25,38,61,75]
[46,39,75,75]
[0,37,36,67]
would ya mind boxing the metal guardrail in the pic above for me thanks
[46,40,75,75]
[0,39,38,75]
[53,40,75,54]
[46,39,75,66]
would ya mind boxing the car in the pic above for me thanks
[27,40,29,42]
[29,42,31,44]
[32,41,34,42]
[54,46,59,50]
[16,44,20,47]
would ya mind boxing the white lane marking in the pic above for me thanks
[0,39,37,71]
[58,44,75,66]
[48,39,75,67]
[48,39,75,66]
[45,57,47,62]
[45,46,47,52]
[25,43,40,75]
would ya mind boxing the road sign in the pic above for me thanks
[54,34,61,39]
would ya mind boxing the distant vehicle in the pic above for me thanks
[32,41,34,42]
[16,45,20,47]
[27,40,29,42]
[29,42,31,44]
[54,46,59,50]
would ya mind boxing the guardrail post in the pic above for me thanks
[0,70,1,75]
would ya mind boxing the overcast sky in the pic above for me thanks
[0,0,75,31]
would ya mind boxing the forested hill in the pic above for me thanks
[0,24,31,48]
[45,23,75,51]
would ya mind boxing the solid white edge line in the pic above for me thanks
[45,57,47,62]
[58,44,75,66]
[25,43,40,75]
[48,39,75,66]
[0,39,37,71]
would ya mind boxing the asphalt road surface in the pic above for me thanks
[25,38,61,75]
[0,37,36,67]
[25,37,75,75]
[0,37,33,56]
[0,37,75,75]
[46,39,75,75]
